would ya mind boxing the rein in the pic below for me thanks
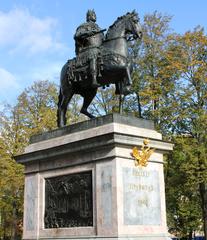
[104,35,136,43]
[104,36,126,42]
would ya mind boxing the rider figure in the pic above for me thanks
[74,9,104,88]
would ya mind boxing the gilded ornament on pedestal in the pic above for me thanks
[131,139,155,167]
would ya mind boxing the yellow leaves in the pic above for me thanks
[165,29,207,90]
[182,28,207,48]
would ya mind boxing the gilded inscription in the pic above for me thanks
[123,167,161,225]
[132,169,150,177]
[128,183,154,192]
[137,198,149,207]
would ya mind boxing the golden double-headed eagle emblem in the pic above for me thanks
[131,139,154,167]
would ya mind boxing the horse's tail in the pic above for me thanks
[57,59,76,127]
[57,63,67,128]
[57,88,63,128]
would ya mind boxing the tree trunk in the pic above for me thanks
[11,202,17,240]
[2,210,6,240]
[199,182,207,240]
[188,230,192,240]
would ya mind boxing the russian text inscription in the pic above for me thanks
[123,167,161,225]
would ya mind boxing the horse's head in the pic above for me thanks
[124,10,142,41]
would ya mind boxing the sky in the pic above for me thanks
[0,0,207,107]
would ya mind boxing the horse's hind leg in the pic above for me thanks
[121,66,132,96]
[114,68,131,95]
[126,65,132,85]
[80,88,97,118]
[57,88,73,127]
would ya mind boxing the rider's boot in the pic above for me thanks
[90,58,100,88]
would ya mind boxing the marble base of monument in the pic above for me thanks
[16,114,173,240]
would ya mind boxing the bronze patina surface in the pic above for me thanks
[57,10,142,127]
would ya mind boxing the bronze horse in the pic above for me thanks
[57,11,142,127]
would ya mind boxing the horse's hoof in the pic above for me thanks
[123,87,131,96]
[80,109,95,119]
[58,123,65,128]
[91,83,100,88]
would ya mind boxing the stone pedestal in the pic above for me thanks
[16,114,173,240]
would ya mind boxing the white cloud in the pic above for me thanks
[29,62,63,83]
[0,8,66,54]
[0,68,20,103]
[0,68,19,90]
[0,63,62,104]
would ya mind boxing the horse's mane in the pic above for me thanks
[105,11,138,39]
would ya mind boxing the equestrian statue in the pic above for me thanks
[57,10,142,127]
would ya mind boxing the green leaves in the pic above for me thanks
[0,138,24,239]
[165,137,204,238]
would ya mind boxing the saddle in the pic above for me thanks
[66,47,127,84]
[67,48,103,83]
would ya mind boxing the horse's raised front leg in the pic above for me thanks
[57,89,73,127]
[80,88,97,118]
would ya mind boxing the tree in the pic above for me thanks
[130,13,206,238]
[0,138,24,240]
[165,137,203,239]
[130,11,179,133]
[165,27,207,239]
[0,81,59,156]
